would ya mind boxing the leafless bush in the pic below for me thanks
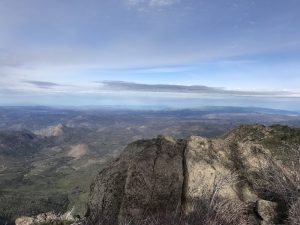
[209,171,239,207]
[253,162,298,204]
[251,148,300,224]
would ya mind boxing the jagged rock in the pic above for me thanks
[257,200,278,225]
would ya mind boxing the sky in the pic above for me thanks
[1,0,300,110]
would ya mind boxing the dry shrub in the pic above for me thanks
[85,197,248,225]
[253,162,298,203]
[288,199,300,225]
[181,197,248,225]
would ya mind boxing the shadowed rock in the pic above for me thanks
[87,136,186,224]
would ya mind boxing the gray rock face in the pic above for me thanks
[87,136,186,224]
[87,127,295,224]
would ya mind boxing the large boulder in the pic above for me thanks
[87,136,186,224]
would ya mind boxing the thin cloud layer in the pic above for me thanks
[99,81,295,97]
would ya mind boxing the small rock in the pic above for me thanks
[36,212,59,223]
[15,217,34,225]
[256,199,278,225]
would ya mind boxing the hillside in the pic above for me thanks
[0,127,113,224]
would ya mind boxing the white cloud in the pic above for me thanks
[126,0,179,8]
[126,0,144,6]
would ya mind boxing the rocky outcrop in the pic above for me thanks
[36,124,66,137]
[87,125,300,224]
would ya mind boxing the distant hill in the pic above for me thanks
[0,129,54,157]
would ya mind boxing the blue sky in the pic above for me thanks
[1,0,300,110]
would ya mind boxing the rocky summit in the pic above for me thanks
[12,124,300,225]
[86,125,300,225]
